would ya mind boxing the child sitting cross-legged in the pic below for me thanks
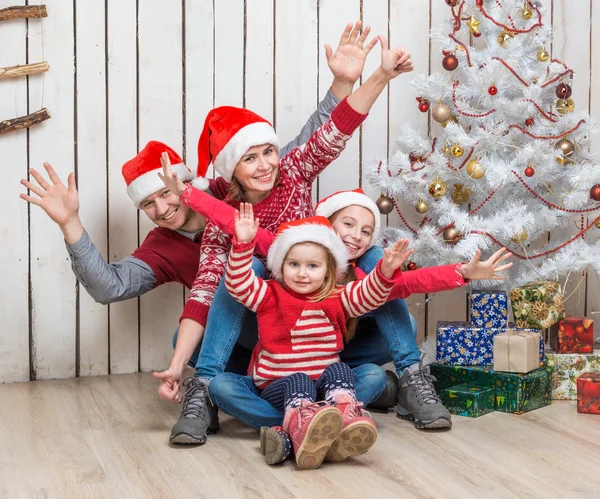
[225,203,411,469]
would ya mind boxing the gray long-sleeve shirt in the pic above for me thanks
[67,89,341,305]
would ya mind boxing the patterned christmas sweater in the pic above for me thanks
[180,97,367,326]
[225,239,395,388]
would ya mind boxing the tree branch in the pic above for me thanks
[0,61,49,79]
[0,5,48,22]
[0,108,51,135]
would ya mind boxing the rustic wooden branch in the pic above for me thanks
[0,61,49,79]
[0,108,50,135]
[0,5,47,22]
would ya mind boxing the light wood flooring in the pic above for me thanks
[1,372,600,499]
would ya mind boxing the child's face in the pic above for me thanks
[282,243,329,295]
[330,205,374,260]
[233,143,279,197]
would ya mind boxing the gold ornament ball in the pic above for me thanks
[451,144,464,157]
[415,198,429,214]
[511,229,528,244]
[555,138,575,158]
[556,98,575,115]
[428,178,448,199]
[595,218,600,229]
[498,30,515,47]
[451,184,471,204]
[521,5,533,19]
[432,103,453,123]
[442,143,450,154]
[466,159,486,179]
[537,48,549,62]
[443,227,462,244]
[376,195,394,215]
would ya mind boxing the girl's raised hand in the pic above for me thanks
[378,36,414,80]
[381,239,414,278]
[158,151,186,197]
[234,203,260,243]
[460,247,513,281]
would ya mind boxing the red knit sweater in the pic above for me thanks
[225,239,394,388]
[180,98,367,326]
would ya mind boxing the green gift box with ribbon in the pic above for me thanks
[441,384,495,418]
[493,367,553,414]
[509,280,565,329]
[430,364,495,391]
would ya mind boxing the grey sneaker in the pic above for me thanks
[169,376,219,444]
[396,355,452,429]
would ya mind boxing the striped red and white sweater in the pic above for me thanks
[225,239,395,388]
[180,97,367,326]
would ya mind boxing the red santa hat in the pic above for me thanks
[267,216,348,281]
[315,188,381,247]
[122,141,207,208]
[197,106,280,183]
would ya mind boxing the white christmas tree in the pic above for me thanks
[369,0,600,290]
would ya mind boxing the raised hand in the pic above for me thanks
[234,202,260,243]
[378,35,414,80]
[381,239,415,278]
[152,367,183,403]
[460,247,513,281]
[158,151,186,197]
[325,21,378,87]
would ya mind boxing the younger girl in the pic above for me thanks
[225,204,410,469]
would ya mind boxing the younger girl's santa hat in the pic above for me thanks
[267,216,348,281]
[197,106,279,183]
[315,188,381,247]
[122,141,208,208]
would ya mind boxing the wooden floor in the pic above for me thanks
[1,374,600,499]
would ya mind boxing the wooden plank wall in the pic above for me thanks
[1,0,598,382]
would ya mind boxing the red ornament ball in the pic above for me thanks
[476,0,484,6]
[591,184,600,202]
[473,32,482,38]
[419,101,430,113]
[525,117,534,127]
[407,261,418,271]
[445,0,459,6]
[442,54,459,71]
[488,84,498,96]
[525,166,535,177]
[556,83,572,99]
[442,49,452,56]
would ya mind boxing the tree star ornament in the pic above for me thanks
[466,16,481,35]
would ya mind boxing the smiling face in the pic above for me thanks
[329,205,375,260]
[282,243,330,295]
[232,143,280,203]
[140,186,195,230]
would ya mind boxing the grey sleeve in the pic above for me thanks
[66,230,157,304]
[278,88,340,158]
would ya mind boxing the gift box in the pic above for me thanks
[493,330,541,374]
[545,350,600,400]
[441,384,495,418]
[436,322,544,367]
[509,280,565,329]
[430,364,495,392]
[470,290,508,329]
[577,372,600,414]
[494,367,553,414]
[550,316,594,354]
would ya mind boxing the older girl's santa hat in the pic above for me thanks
[197,106,279,183]
[122,141,208,207]
[315,188,381,248]
[267,216,348,281]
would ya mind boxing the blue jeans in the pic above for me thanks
[209,363,386,429]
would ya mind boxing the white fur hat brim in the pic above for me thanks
[267,223,348,281]
[127,162,195,208]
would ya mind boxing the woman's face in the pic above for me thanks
[330,205,375,260]
[233,143,279,201]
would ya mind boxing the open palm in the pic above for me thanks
[235,203,260,243]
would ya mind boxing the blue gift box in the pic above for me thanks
[436,321,544,367]
[470,290,508,329]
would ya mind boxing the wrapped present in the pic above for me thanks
[493,330,541,374]
[470,290,508,329]
[509,280,565,329]
[436,322,544,367]
[430,364,495,392]
[441,384,495,418]
[545,350,600,400]
[550,316,594,354]
[494,367,552,414]
[577,372,600,414]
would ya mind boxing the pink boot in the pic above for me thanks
[325,399,377,462]
[283,400,343,470]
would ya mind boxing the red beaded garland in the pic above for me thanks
[591,184,600,202]
[525,166,535,177]
[419,101,430,113]
[443,54,459,71]
[488,84,498,95]
[525,117,534,127]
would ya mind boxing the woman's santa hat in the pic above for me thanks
[122,141,208,208]
[315,188,381,247]
[267,216,348,281]
[197,106,280,183]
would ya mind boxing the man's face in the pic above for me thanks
[140,187,192,230]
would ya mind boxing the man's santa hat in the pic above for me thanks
[197,106,279,183]
[315,188,381,247]
[267,216,348,281]
[122,141,208,208]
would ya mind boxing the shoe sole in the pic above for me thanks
[295,407,343,470]
[169,425,219,445]
[396,411,452,429]
[260,427,290,465]
[325,420,377,462]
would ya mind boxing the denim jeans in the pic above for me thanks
[209,363,386,429]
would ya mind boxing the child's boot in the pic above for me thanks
[259,426,292,465]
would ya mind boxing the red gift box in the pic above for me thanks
[550,316,594,354]
[577,372,600,414]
